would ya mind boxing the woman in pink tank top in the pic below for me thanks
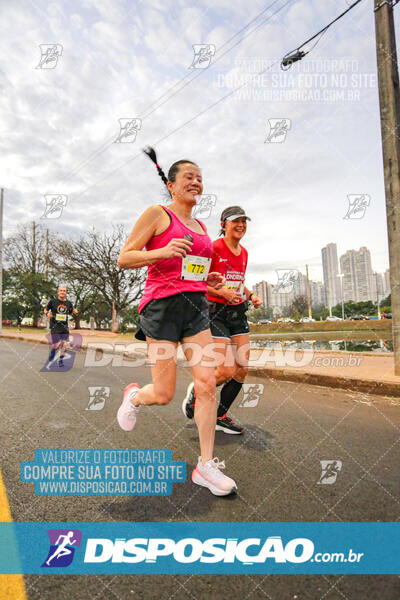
[116,148,237,497]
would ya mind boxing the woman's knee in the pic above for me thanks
[194,372,216,399]
[215,365,235,383]
[234,365,248,382]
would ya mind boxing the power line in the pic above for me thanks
[139,0,288,121]
[281,0,365,69]
[71,0,297,200]
[72,55,282,201]
[61,0,291,185]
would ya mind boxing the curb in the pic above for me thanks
[3,334,399,398]
[249,367,400,398]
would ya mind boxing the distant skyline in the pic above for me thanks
[0,0,397,290]
[252,240,389,292]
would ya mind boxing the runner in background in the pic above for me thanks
[183,206,262,434]
[44,285,77,368]
[116,147,237,496]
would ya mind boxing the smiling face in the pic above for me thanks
[223,217,247,241]
[58,286,67,300]
[167,163,203,207]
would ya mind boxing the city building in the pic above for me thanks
[253,246,387,310]
[384,268,391,297]
[340,246,375,302]
[253,281,269,307]
[310,281,326,306]
[373,272,385,303]
[253,279,294,314]
[321,243,340,309]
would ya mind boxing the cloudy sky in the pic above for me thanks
[1,0,398,288]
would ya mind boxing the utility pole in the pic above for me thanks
[338,273,345,320]
[374,272,382,318]
[32,221,36,273]
[374,0,400,374]
[306,264,312,318]
[45,228,49,280]
[0,189,3,335]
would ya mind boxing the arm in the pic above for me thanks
[44,301,52,318]
[207,285,241,304]
[245,286,262,308]
[207,285,227,298]
[118,206,191,269]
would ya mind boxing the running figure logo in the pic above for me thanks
[239,384,264,408]
[189,44,216,69]
[273,269,299,294]
[42,529,82,567]
[86,386,110,410]
[343,194,370,219]
[264,119,291,143]
[36,44,63,69]
[41,333,82,372]
[41,194,67,219]
[192,194,217,219]
[317,460,342,485]
[115,118,142,143]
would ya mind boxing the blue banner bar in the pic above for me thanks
[0,522,399,574]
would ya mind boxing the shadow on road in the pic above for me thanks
[185,423,274,452]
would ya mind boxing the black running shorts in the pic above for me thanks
[50,331,70,345]
[209,301,249,339]
[135,292,210,342]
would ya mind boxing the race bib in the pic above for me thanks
[55,314,67,321]
[181,255,211,281]
[225,280,244,293]
[226,280,245,300]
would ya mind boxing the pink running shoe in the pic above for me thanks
[117,383,140,431]
[192,457,237,496]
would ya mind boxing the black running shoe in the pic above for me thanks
[182,382,196,419]
[216,414,244,435]
[58,357,64,368]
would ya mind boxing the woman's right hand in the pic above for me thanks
[159,238,193,259]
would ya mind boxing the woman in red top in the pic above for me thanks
[183,206,262,434]
[117,148,237,496]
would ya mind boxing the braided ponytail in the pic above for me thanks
[143,146,170,196]
[143,146,198,200]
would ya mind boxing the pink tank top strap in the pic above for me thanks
[138,205,213,313]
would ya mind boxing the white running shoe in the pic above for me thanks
[192,457,237,496]
[182,382,195,419]
[117,383,140,431]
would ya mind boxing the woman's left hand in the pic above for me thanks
[207,272,225,289]
[251,294,262,308]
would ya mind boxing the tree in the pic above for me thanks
[119,305,139,332]
[380,293,391,313]
[249,306,274,322]
[87,294,112,330]
[332,300,376,318]
[53,227,145,332]
[3,223,56,326]
[312,304,329,321]
[287,295,308,319]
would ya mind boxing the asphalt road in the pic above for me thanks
[1,339,400,599]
